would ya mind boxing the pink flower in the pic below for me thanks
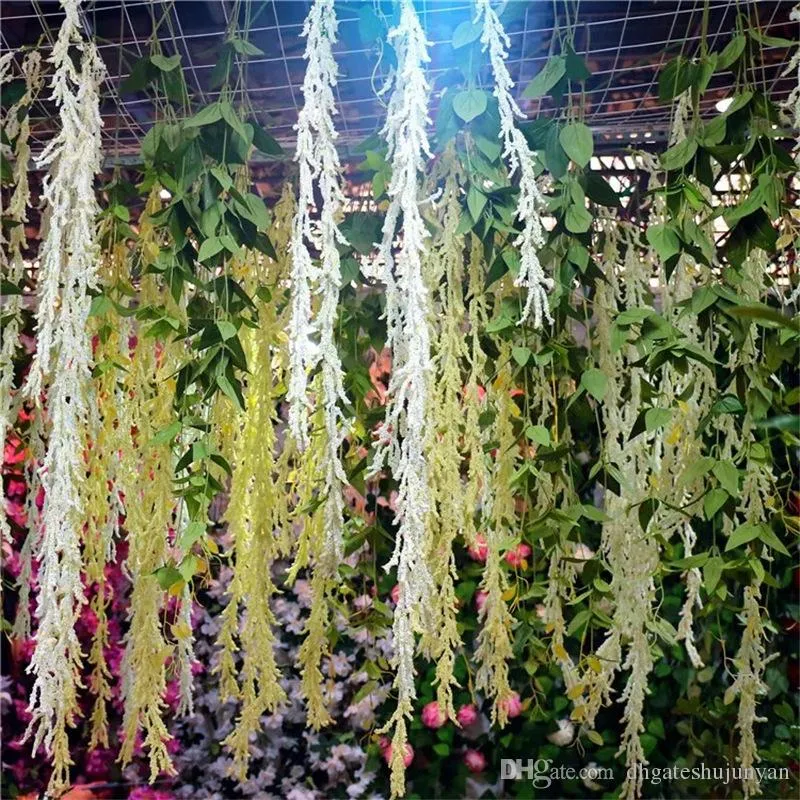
[504,542,531,568]
[464,749,487,773]
[499,692,523,719]
[421,700,446,729]
[381,738,414,767]
[456,703,478,727]
[467,534,488,562]
[129,789,175,800]
[475,590,488,612]
[390,584,401,605]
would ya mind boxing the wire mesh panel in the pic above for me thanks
[0,0,797,161]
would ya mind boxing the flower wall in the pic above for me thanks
[1,1,799,799]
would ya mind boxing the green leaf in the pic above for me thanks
[584,173,620,207]
[616,307,653,326]
[559,122,593,167]
[749,29,796,48]
[564,45,591,82]
[645,407,672,431]
[452,19,482,49]
[473,134,502,162]
[712,459,739,497]
[89,295,113,317]
[717,35,746,70]
[757,526,790,557]
[178,554,198,582]
[580,368,608,402]
[566,243,589,272]
[119,56,154,94]
[512,346,532,367]
[543,128,569,178]
[704,488,729,520]
[703,556,723,593]
[209,165,233,192]
[153,565,183,591]
[523,56,566,98]
[725,522,763,552]
[691,286,717,313]
[485,314,514,334]
[151,53,181,72]
[711,394,745,415]
[251,121,283,156]
[245,193,269,231]
[565,203,593,234]
[229,36,264,57]
[661,137,698,171]
[684,456,716,484]
[185,103,224,128]
[581,504,609,522]
[432,742,450,757]
[198,237,224,263]
[526,425,551,446]
[453,89,488,123]
[179,520,207,550]
[150,420,182,446]
[467,184,487,220]
[585,729,604,747]
[217,374,245,410]
[726,304,800,333]
[658,56,696,103]
[646,223,681,261]
[217,320,238,341]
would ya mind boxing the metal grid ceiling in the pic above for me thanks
[0,0,797,162]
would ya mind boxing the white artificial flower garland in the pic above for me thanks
[475,0,552,328]
[0,50,42,543]
[287,0,349,571]
[370,2,434,790]
[22,0,105,788]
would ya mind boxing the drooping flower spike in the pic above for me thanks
[287,0,350,573]
[370,0,435,794]
[475,0,553,328]
[22,0,105,793]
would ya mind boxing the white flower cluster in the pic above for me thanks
[21,0,105,781]
[781,6,800,130]
[475,0,552,328]
[370,0,435,734]
[0,50,42,543]
[287,0,349,571]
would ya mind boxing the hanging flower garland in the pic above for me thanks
[20,0,105,793]
[0,50,42,543]
[475,0,552,328]
[2,5,798,799]
[369,0,435,794]
[287,0,350,574]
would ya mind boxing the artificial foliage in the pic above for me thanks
[1,1,799,799]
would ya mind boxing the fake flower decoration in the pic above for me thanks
[1,2,798,800]
[18,1,105,793]
[369,1,435,794]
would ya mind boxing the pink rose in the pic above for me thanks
[499,692,523,719]
[464,749,487,773]
[504,542,531,568]
[467,533,488,562]
[475,590,488,612]
[421,700,446,729]
[381,738,414,767]
[456,703,478,727]
[390,584,401,605]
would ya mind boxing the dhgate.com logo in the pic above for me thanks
[501,758,612,789]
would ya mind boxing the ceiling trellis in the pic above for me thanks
[0,0,796,161]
